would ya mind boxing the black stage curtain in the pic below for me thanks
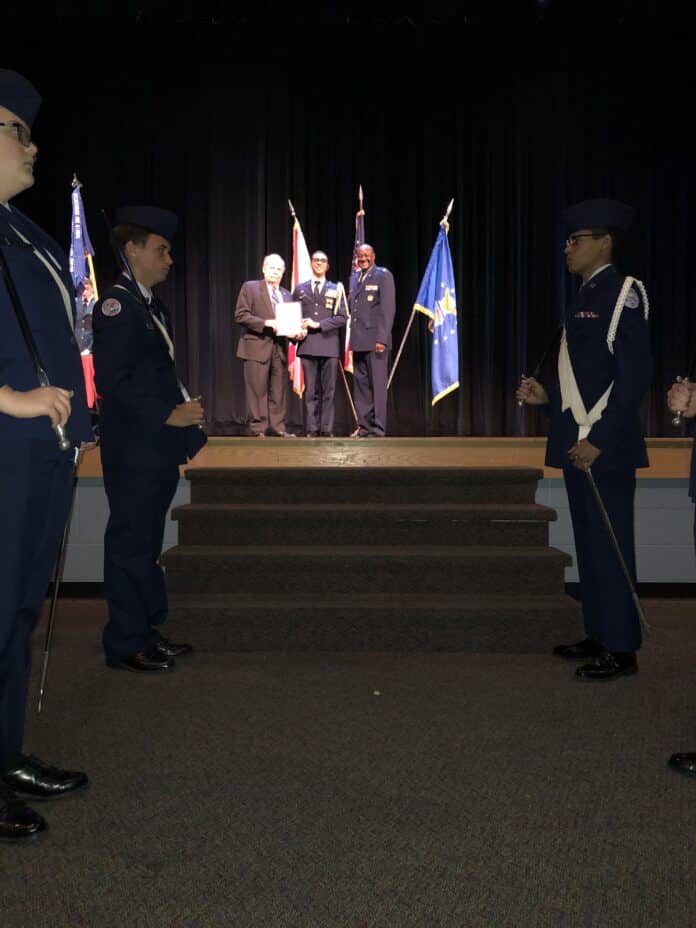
[6,24,694,437]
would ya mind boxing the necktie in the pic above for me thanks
[271,287,279,304]
[313,281,320,299]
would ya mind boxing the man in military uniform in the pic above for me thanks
[0,70,93,841]
[347,244,396,437]
[666,379,696,774]
[517,198,652,681]
[293,251,346,437]
[235,254,296,437]
[92,206,206,674]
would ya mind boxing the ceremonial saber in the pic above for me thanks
[37,446,81,712]
[517,324,564,407]
[584,465,650,635]
[388,198,454,391]
[0,247,71,451]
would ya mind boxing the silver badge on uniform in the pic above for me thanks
[624,289,640,309]
[101,298,122,317]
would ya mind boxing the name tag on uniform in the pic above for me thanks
[366,284,379,291]
[573,311,600,319]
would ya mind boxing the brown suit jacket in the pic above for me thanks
[235,279,290,362]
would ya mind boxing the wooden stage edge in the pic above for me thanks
[77,437,692,479]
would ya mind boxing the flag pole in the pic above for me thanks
[388,199,453,391]
[336,283,359,426]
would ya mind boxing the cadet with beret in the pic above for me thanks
[293,251,346,437]
[347,244,396,438]
[0,70,93,841]
[92,206,206,674]
[517,198,652,681]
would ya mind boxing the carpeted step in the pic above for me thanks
[165,592,582,652]
[162,544,571,596]
[172,502,556,547]
[187,466,543,505]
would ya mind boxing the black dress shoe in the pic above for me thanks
[3,755,88,801]
[320,432,334,437]
[0,787,46,841]
[306,431,319,438]
[155,635,193,658]
[553,638,603,661]
[350,429,369,438]
[668,753,696,776]
[575,650,637,681]
[106,647,175,673]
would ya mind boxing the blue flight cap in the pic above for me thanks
[114,205,178,242]
[564,198,634,235]
[0,69,41,128]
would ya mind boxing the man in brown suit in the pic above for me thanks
[234,253,296,437]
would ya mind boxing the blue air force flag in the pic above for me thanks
[414,223,459,405]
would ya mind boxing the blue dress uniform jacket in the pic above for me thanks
[293,279,346,358]
[347,266,395,352]
[92,274,206,662]
[545,265,651,471]
[0,203,92,773]
[348,265,396,437]
[543,265,652,654]
[293,279,346,435]
[92,274,206,469]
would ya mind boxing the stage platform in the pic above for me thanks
[76,436,692,478]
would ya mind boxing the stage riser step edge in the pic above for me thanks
[162,549,570,596]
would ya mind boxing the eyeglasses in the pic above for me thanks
[565,232,605,247]
[0,121,32,147]
[311,258,328,263]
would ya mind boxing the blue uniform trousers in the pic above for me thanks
[0,441,75,773]
[102,464,179,661]
[301,356,338,434]
[564,466,641,653]
[353,349,389,437]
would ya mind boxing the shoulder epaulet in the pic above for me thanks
[606,276,649,353]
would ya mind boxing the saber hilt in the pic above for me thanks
[517,324,563,408]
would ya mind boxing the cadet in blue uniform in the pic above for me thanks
[92,206,206,673]
[666,380,696,774]
[517,199,652,681]
[348,244,396,437]
[0,70,93,841]
[293,251,346,437]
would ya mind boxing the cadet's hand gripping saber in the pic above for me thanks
[517,324,564,408]
[0,243,71,450]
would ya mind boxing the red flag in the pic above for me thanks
[289,216,312,397]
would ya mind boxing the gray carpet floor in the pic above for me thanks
[3,599,696,928]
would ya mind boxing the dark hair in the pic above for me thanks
[112,223,152,249]
[590,226,625,261]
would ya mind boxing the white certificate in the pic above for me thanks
[274,300,302,337]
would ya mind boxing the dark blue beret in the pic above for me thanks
[565,198,634,234]
[114,205,178,242]
[0,69,41,128]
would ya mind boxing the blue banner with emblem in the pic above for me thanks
[414,222,459,405]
